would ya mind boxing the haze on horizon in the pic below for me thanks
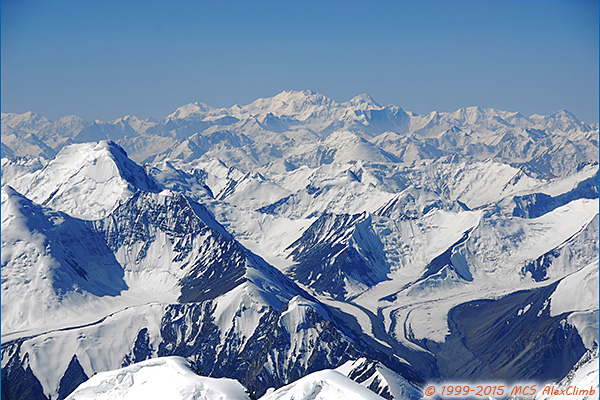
[1,0,598,123]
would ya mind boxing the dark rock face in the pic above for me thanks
[287,213,389,299]
[428,283,587,384]
[420,229,473,282]
[156,298,373,397]
[522,214,598,282]
[57,355,88,400]
[95,191,253,303]
[157,302,221,375]
[122,328,154,367]
[347,361,393,399]
[523,249,562,281]
[99,192,222,253]
[1,348,48,400]
[512,172,599,218]
[178,240,248,304]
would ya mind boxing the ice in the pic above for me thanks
[260,369,387,400]
[66,356,250,400]
[1,92,598,399]
[550,260,599,348]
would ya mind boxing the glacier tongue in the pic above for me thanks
[1,91,598,400]
[2,151,409,399]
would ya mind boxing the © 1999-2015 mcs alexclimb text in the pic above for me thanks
[423,383,597,398]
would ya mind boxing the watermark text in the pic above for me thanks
[423,383,596,398]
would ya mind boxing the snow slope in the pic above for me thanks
[1,91,598,400]
[65,357,250,400]
[4,141,158,219]
[1,185,129,336]
[336,358,422,400]
[2,146,394,399]
[260,370,388,400]
[550,261,599,348]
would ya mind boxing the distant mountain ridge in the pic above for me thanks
[2,90,598,177]
[1,91,598,400]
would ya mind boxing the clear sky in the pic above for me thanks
[2,0,598,122]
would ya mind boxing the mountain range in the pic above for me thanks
[1,90,598,400]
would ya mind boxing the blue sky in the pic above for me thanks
[2,0,598,122]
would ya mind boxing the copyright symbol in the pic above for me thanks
[425,386,436,396]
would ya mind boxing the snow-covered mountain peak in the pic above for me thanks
[346,94,381,109]
[272,89,330,104]
[550,108,581,120]
[318,130,398,164]
[113,115,157,134]
[261,369,387,400]
[453,106,484,124]
[1,111,50,131]
[2,184,20,202]
[113,114,148,125]
[65,357,251,400]
[245,90,338,120]
[2,110,38,122]
[1,183,133,336]
[57,114,86,126]
[544,109,588,131]
[1,185,36,231]
[166,101,212,120]
[2,91,599,400]
[13,140,158,219]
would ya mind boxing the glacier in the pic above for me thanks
[1,90,598,400]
